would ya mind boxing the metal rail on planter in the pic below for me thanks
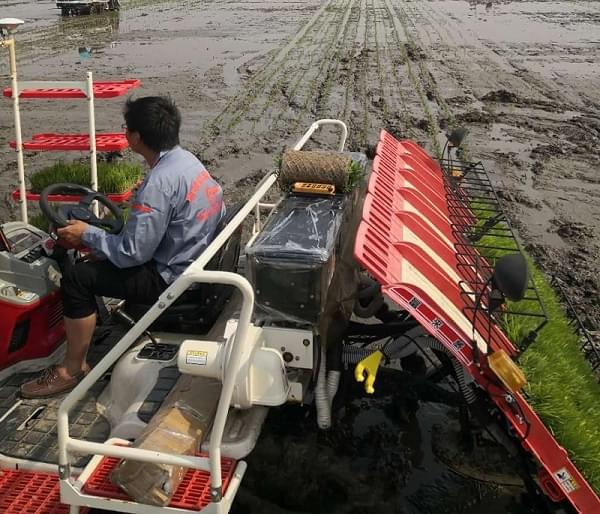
[438,158,548,352]
[58,170,279,513]
[551,276,600,377]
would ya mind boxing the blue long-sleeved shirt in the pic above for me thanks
[82,146,224,284]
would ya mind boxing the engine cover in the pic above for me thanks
[0,222,64,372]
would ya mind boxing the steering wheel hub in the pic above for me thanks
[70,206,92,222]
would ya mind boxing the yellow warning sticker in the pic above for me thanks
[186,350,208,366]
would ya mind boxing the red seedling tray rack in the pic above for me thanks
[4,80,141,99]
[10,133,128,152]
[11,189,135,203]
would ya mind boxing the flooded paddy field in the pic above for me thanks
[0,0,599,512]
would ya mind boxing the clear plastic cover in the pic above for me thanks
[246,152,367,330]
[247,194,346,325]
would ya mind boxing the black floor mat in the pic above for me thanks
[0,323,123,467]
[137,365,180,424]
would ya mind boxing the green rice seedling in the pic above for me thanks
[345,160,365,193]
[28,213,50,233]
[474,212,600,493]
[29,161,142,194]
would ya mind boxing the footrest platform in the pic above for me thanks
[0,469,89,514]
[82,451,237,511]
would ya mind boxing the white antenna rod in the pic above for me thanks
[1,18,27,223]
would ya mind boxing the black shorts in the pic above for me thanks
[61,260,168,319]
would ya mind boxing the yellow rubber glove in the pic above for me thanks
[354,350,384,394]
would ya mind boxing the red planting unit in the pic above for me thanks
[0,469,89,514]
[353,129,600,514]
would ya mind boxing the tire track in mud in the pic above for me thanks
[242,0,353,144]
[382,0,441,154]
[247,1,346,118]
[200,0,364,151]
[345,0,380,150]
[406,0,576,107]
[358,0,370,148]
[314,2,360,121]
[393,1,456,125]
[374,0,417,139]
[201,0,366,153]
[340,2,362,126]
[262,5,343,127]
[202,0,444,157]
[199,0,341,146]
[245,2,343,131]
[370,0,390,126]
[279,0,355,137]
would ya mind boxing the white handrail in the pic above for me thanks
[57,171,278,500]
[67,438,210,470]
[57,115,349,504]
[293,118,347,152]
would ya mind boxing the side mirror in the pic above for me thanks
[447,127,468,148]
[489,254,529,311]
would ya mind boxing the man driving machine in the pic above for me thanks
[21,96,224,399]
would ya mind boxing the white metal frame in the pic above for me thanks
[57,119,348,513]
[58,171,277,512]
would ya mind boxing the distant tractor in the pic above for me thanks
[56,0,120,16]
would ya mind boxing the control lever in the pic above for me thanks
[109,300,159,346]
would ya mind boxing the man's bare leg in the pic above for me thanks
[20,313,95,398]
[59,314,96,378]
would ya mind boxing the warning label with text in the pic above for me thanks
[186,350,208,366]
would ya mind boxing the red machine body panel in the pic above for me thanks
[0,290,64,370]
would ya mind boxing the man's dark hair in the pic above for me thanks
[123,96,181,152]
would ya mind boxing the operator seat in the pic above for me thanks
[123,201,244,334]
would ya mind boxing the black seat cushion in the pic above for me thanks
[124,202,244,333]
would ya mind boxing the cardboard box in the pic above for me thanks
[111,375,222,506]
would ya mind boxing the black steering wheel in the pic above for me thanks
[39,183,125,235]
